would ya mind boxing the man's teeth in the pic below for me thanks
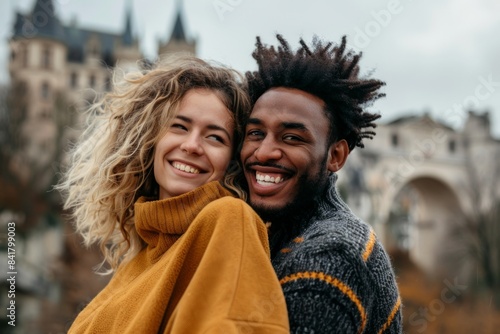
[173,162,200,174]
[256,172,284,185]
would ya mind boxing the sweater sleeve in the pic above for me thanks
[278,249,374,334]
[163,197,289,334]
[276,234,402,334]
[284,289,358,333]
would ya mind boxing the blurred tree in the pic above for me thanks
[0,79,95,332]
[0,80,77,231]
[445,140,500,308]
[464,144,500,308]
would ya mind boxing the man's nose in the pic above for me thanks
[254,136,282,162]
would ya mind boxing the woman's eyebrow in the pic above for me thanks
[176,115,231,139]
[207,124,232,139]
[176,115,192,123]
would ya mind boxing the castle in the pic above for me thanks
[1,1,196,332]
[7,0,196,185]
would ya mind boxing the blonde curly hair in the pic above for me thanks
[57,55,250,273]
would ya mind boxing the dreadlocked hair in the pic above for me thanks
[246,34,384,151]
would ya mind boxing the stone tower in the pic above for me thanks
[158,1,197,59]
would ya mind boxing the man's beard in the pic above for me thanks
[250,161,331,258]
[251,172,327,224]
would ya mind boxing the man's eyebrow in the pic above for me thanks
[247,118,308,131]
[176,115,231,139]
[247,118,262,125]
[282,122,308,132]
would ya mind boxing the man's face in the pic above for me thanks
[241,87,342,217]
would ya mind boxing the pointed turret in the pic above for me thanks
[170,11,186,41]
[158,0,196,57]
[114,0,143,74]
[122,0,134,46]
[12,12,25,37]
[14,0,66,41]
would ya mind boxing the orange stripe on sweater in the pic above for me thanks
[377,296,401,334]
[362,229,376,262]
[293,236,304,243]
[280,271,367,334]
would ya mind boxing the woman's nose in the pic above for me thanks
[180,133,203,155]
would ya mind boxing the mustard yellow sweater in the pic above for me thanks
[68,182,289,333]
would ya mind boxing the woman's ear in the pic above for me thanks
[327,139,349,172]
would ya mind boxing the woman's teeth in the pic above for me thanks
[173,162,200,174]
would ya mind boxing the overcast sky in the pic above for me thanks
[1,0,499,137]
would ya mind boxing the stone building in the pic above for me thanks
[0,0,196,332]
[8,0,195,172]
[339,110,500,282]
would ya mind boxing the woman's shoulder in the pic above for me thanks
[194,196,265,231]
[203,196,253,213]
[188,196,268,245]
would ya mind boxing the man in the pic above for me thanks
[241,35,403,333]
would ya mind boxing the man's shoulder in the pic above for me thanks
[300,212,374,255]
[273,213,391,277]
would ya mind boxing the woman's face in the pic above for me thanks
[154,88,234,199]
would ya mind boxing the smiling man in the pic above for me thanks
[241,35,403,333]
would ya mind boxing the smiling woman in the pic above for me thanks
[154,88,234,199]
[56,55,289,334]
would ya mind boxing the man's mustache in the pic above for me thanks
[244,162,294,174]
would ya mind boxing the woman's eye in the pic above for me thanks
[171,123,187,131]
[207,134,225,143]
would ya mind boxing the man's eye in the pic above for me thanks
[246,129,264,138]
[283,134,303,142]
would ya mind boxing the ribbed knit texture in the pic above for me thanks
[271,174,403,333]
[68,181,289,334]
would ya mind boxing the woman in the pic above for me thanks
[58,56,289,333]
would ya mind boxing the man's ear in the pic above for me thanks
[327,139,349,172]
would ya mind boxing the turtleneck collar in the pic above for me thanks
[316,172,352,219]
[269,172,350,258]
[134,181,232,259]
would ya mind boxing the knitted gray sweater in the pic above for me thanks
[270,174,402,333]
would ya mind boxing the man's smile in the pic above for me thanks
[256,171,285,185]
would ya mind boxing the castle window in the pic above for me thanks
[42,46,51,69]
[87,35,100,57]
[105,77,112,91]
[20,44,28,67]
[41,82,50,100]
[70,72,78,88]
[10,49,16,62]
[448,139,456,153]
[91,44,99,56]
[89,74,96,88]
[39,109,52,119]
[391,133,399,147]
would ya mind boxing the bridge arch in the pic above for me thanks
[383,175,465,274]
